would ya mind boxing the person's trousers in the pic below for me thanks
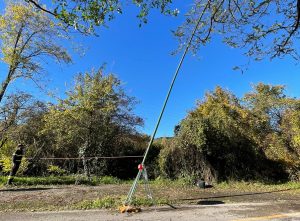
[7,163,21,185]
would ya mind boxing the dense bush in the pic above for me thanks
[158,85,300,182]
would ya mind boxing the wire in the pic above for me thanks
[26,155,143,160]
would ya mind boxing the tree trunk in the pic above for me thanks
[0,137,8,150]
[81,141,91,180]
[0,68,14,104]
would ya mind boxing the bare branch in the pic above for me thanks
[279,0,300,50]
[26,0,57,17]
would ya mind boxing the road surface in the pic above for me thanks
[1,201,300,221]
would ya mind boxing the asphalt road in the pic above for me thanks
[1,201,300,221]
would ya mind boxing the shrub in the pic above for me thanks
[47,165,66,176]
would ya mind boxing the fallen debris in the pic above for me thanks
[118,205,142,213]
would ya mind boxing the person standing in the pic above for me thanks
[7,144,26,185]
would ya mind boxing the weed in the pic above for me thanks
[74,196,173,210]
[75,196,120,209]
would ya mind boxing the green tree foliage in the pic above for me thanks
[244,84,293,130]
[244,83,300,179]
[0,91,49,175]
[0,92,47,147]
[43,69,143,177]
[0,69,159,179]
[0,2,71,103]
[0,92,32,147]
[282,110,300,150]
[26,0,178,33]
[175,87,272,181]
[0,140,29,175]
[175,0,300,61]
[160,84,300,182]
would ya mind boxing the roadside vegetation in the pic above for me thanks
[159,84,300,182]
[1,175,299,191]
[0,175,299,211]
[0,175,122,186]
[1,82,299,183]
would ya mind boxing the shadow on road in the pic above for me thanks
[179,187,300,202]
[141,205,198,213]
[197,200,225,205]
[0,187,58,192]
[138,200,225,214]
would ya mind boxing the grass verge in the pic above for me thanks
[0,175,122,186]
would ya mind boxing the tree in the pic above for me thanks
[281,109,300,162]
[26,0,178,33]
[43,69,143,177]
[244,83,296,132]
[244,83,300,176]
[0,92,48,175]
[160,85,298,182]
[161,87,266,181]
[0,91,48,149]
[0,92,32,149]
[175,0,300,61]
[0,2,71,103]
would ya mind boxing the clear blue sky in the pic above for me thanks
[1,1,300,137]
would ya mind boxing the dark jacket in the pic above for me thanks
[12,149,24,163]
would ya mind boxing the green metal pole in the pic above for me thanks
[141,14,206,166]
[124,6,208,206]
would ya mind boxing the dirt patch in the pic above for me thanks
[0,185,127,211]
